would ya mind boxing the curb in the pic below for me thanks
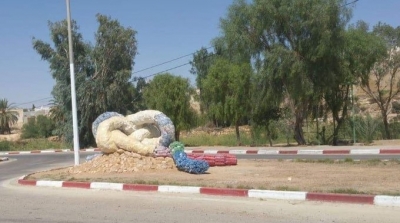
[2,148,400,156]
[18,177,400,207]
[0,148,100,155]
[186,148,400,155]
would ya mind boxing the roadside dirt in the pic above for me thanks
[26,153,400,195]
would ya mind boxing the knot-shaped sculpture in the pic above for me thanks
[92,110,174,157]
[92,110,210,174]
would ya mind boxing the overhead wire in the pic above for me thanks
[14,97,53,107]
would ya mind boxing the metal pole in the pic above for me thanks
[66,0,80,165]
[351,84,356,145]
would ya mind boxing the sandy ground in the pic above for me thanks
[13,138,400,195]
[27,158,400,195]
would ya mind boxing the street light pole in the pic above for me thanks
[66,0,80,165]
[351,84,356,145]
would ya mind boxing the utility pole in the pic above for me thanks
[351,84,356,145]
[66,0,80,165]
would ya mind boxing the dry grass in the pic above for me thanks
[26,159,400,196]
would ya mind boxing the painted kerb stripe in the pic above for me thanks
[248,190,307,200]
[350,149,380,155]
[374,195,400,207]
[36,180,63,187]
[158,185,200,194]
[90,182,123,190]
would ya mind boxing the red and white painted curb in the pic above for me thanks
[18,176,400,207]
[186,148,400,155]
[0,148,100,155]
[2,147,400,156]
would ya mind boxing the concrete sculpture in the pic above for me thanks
[92,110,174,156]
[92,110,209,174]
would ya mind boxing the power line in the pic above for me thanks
[134,62,192,81]
[342,0,359,7]
[14,97,53,107]
[132,46,213,75]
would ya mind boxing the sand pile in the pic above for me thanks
[67,152,175,174]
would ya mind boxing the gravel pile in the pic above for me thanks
[68,152,175,174]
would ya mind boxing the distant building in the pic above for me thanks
[10,106,51,129]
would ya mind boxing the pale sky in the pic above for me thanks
[0,0,399,108]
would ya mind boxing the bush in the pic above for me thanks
[21,115,55,139]
[0,140,11,151]
[345,114,381,144]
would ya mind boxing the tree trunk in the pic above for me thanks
[382,111,391,139]
[332,119,339,146]
[235,122,241,146]
[332,118,344,146]
[294,113,306,145]
[175,129,180,142]
[266,125,273,147]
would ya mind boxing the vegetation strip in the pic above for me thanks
[3,148,400,156]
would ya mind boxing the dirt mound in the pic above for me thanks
[67,152,176,174]
[0,133,20,142]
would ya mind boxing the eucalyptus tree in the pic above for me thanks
[33,19,88,143]
[143,73,197,141]
[78,14,138,145]
[33,14,138,146]
[217,0,351,145]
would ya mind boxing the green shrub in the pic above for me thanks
[343,114,380,144]
[0,140,11,151]
[21,115,55,139]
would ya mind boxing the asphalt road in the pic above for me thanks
[1,152,400,223]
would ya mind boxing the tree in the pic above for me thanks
[78,14,138,145]
[249,70,282,146]
[0,98,19,134]
[359,23,400,139]
[217,0,351,145]
[131,77,148,112]
[21,115,55,139]
[33,19,89,144]
[33,14,138,146]
[190,47,215,114]
[202,58,252,144]
[143,73,197,141]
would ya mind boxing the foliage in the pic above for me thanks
[0,139,68,151]
[190,47,216,114]
[143,73,197,141]
[33,14,138,147]
[202,58,252,143]
[215,0,352,145]
[0,98,19,134]
[131,77,148,113]
[359,22,400,139]
[345,114,381,144]
[21,115,55,139]
[0,140,11,151]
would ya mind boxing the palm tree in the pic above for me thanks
[48,99,65,123]
[0,98,19,134]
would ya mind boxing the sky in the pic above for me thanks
[0,0,399,108]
